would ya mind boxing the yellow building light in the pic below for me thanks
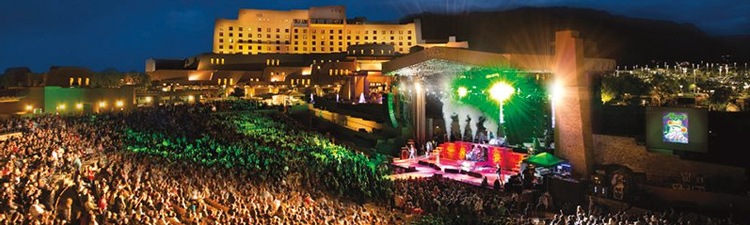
[145,96,153,103]
[25,105,33,111]
[116,101,124,107]
[76,103,83,110]
[57,104,66,110]
[99,101,107,108]
[188,95,195,102]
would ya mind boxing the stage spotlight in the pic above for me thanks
[457,86,468,98]
[489,82,514,103]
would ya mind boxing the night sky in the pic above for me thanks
[2,0,749,73]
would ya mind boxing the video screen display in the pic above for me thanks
[646,107,707,153]
[662,112,689,144]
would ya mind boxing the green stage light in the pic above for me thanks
[490,82,514,103]
[448,67,551,146]
[457,86,468,98]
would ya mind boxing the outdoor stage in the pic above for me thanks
[390,141,527,187]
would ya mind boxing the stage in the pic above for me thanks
[390,141,527,187]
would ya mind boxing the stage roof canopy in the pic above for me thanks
[383,47,512,76]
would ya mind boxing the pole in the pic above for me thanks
[499,101,505,139]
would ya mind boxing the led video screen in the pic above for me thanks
[645,107,708,153]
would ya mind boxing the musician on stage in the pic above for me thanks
[408,143,416,160]
[495,164,503,184]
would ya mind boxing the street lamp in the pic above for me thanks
[489,82,514,137]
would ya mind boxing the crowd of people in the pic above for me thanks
[0,100,745,224]
[0,101,403,224]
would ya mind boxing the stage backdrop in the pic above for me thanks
[438,141,525,172]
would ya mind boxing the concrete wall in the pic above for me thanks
[592,134,746,183]
[309,104,385,133]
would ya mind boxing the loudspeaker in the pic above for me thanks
[406,166,417,173]
[418,160,430,166]
[430,164,441,171]
[445,168,460,174]
[468,171,483,178]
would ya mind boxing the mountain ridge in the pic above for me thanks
[401,7,749,65]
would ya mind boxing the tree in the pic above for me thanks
[709,87,733,106]
[601,73,649,105]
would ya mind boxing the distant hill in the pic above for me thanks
[719,35,750,61]
[402,7,747,65]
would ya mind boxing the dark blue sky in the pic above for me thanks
[2,0,748,73]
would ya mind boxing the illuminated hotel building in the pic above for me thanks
[213,6,419,55]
